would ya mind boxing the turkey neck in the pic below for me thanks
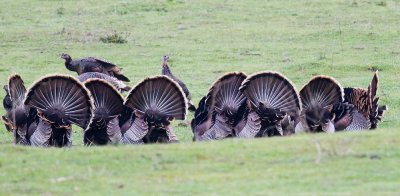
[64,57,78,72]
[161,61,173,76]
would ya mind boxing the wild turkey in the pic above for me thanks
[296,76,370,133]
[61,53,130,82]
[24,74,94,147]
[191,72,249,141]
[161,55,196,111]
[239,71,301,137]
[122,75,187,144]
[1,74,31,144]
[83,79,124,145]
[77,72,131,92]
[2,85,12,131]
[344,71,387,129]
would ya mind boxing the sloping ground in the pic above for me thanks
[0,129,399,195]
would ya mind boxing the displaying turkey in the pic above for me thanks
[296,76,370,133]
[239,71,301,137]
[83,79,124,145]
[1,74,31,144]
[77,72,131,92]
[191,72,250,141]
[344,71,387,129]
[122,75,187,144]
[161,55,196,111]
[61,53,130,82]
[24,74,94,147]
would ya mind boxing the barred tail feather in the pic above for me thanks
[29,119,52,147]
[121,116,148,144]
[235,111,261,138]
[199,114,233,141]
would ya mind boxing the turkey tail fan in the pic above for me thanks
[205,72,247,122]
[84,79,124,122]
[7,74,28,128]
[124,75,187,121]
[24,74,94,129]
[8,73,26,105]
[240,71,301,117]
[299,76,343,133]
[300,76,343,110]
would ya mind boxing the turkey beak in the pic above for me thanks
[322,121,335,133]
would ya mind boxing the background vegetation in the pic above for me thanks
[0,0,399,194]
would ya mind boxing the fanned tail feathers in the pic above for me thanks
[192,72,248,141]
[24,74,94,129]
[84,79,124,121]
[300,76,343,110]
[7,74,27,128]
[124,75,187,121]
[205,72,247,120]
[240,71,301,117]
[239,71,300,136]
[8,74,26,105]
[83,79,124,145]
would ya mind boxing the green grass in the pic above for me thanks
[0,0,399,194]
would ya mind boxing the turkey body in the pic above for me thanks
[83,79,124,145]
[343,71,387,129]
[62,53,130,82]
[192,72,250,141]
[21,74,94,147]
[122,75,187,144]
[296,75,372,133]
[77,72,131,92]
[239,71,301,137]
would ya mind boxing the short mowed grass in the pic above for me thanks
[0,0,399,195]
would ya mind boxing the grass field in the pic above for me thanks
[0,0,399,194]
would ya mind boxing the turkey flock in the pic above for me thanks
[1,54,387,147]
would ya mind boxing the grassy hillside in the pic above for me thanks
[0,0,399,194]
